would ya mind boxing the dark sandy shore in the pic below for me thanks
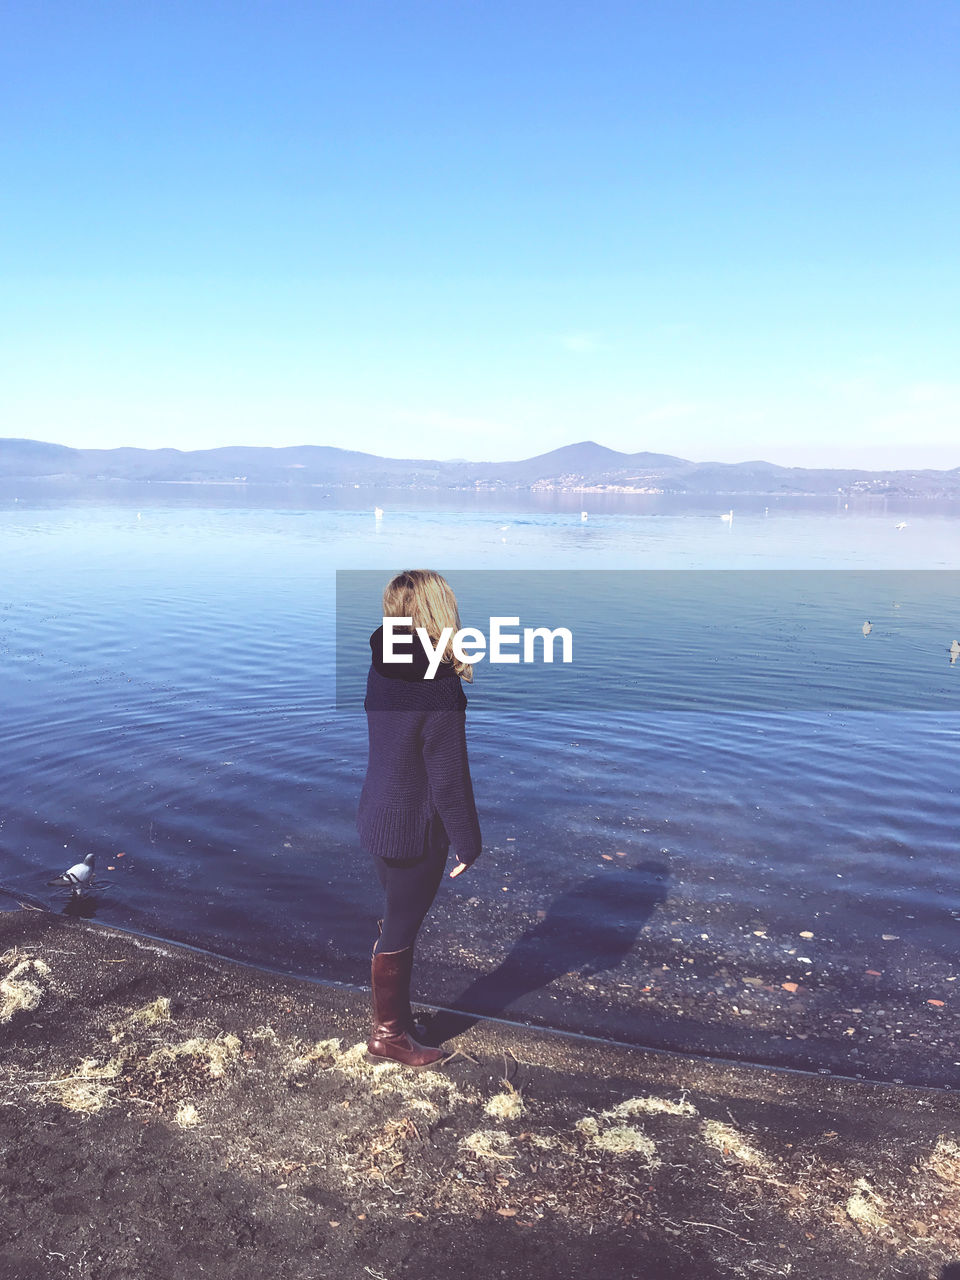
[3,908,960,1280]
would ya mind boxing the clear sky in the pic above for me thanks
[1,1,957,468]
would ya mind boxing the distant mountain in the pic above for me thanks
[1,436,958,498]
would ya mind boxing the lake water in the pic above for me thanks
[2,483,959,1087]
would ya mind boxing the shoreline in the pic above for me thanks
[8,890,958,1096]
[5,893,957,1101]
[3,908,960,1278]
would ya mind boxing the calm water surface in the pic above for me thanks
[2,486,958,1086]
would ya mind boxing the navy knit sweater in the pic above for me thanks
[356,626,483,866]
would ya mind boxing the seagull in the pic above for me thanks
[862,621,872,636]
[48,853,95,896]
[950,640,960,665]
[580,511,588,522]
[895,521,907,531]
[374,507,384,520]
[720,510,733,523]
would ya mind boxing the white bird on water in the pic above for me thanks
[580,511,588,522]
[47,853,95,896]
[374,506,384,520]
[720,509,733,523]
[895,521,908,530]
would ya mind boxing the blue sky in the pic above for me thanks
[1,1,957,467]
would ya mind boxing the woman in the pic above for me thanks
[357,569,483,1068]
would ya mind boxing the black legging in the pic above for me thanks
[372,812,450,953]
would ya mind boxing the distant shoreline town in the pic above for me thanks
[2,436,959,498]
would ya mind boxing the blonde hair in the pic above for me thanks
[382,569,473,681]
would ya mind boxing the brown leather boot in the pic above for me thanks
[368,943,447,1069]
[374,921,428,1039]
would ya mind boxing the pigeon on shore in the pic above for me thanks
[48,853,95,895]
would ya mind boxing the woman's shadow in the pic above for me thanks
[428,857,669,1044]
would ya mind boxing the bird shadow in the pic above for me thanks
[57,881,119,917]
[940,1265,960,1279]
[61,895,99,918]
[427,857,669,1044]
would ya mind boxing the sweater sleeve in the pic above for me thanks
[420,702,482,866]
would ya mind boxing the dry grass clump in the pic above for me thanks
[130,996,172,1027]
[576,1115,659,1164]
[845,1178,889,1233]
[142,1032,242,1080]
[926,1137,960,1186]
[602,1094,697,1121]
[0,950,51,1023]
[439,1119,662,1228]
[48,1079,114,1114]
[701,1119,769,1169]
[287,1038,470,1107]
[407,1097,441,1118]
[174,1102,201,1129]
[37,1031,243,1117]
[287,1037,343,1080]
[485,1079,525,1120]
[41,1056,121,1115]
[110,996,173,1042]
[527,1132,561,1150]
[250,1024,280,1044]
[337,1114,431,1191]
[460,1129,515,1160]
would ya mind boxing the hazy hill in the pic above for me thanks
[1,437,958,497]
